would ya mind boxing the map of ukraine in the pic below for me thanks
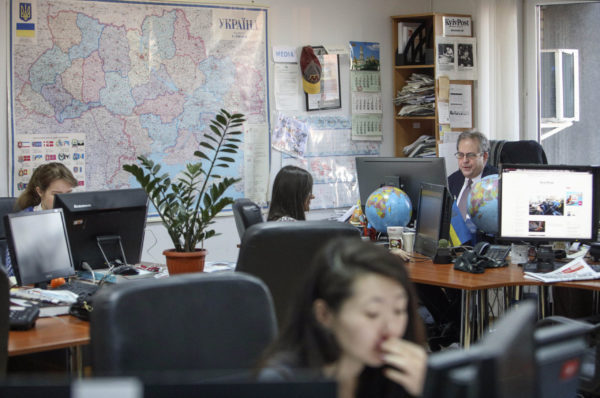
[12,0,268,195]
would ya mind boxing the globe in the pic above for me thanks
[365,186,412,233]
[467,174,499,234]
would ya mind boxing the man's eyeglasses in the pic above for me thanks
[454,152,482,160]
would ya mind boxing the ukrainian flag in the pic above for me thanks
[16,23,35,38]
[449,201,474,246]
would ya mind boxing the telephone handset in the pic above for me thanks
[473,241,490,257]
[454,242,509,273]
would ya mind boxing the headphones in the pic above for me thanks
[454,242,507,274]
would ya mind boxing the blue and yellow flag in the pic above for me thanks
[449,201,474,246]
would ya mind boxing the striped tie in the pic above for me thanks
[458,178,472,220]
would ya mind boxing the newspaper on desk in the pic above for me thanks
[524,257,600,283]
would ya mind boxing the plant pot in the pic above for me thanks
[163,249,207,275]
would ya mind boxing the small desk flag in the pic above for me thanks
[449,201,474,246]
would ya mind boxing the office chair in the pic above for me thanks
[488,140,548,169]
[235,220,361,328]
[0,268,8,375]
[535,315,599,397]
[90,272,277,376]
[232,198,264,239]
[0,197,17,267]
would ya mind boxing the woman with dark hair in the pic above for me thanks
[4,162,78,275]
[267,165,314,221]
[259,237,428,398]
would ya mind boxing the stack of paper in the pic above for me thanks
[524,257,600,283]
[394,73,435,116]
[403,135,437,158]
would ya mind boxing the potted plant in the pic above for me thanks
[123,109,244,274]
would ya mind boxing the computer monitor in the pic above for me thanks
[53,188,149,270]
[355,157,448,226]
[499,164,600,243]
[0,377,337,398]
[475,301,538,398]
[423,301,538,398]
[4,209,75,287]
[414,182,452,257]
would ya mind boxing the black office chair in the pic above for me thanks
[232,198,264,239]
[0,268,8,375]
[235,220,361,328]
[488,140,548,169]
[90,272,277,376]
[0,198,17,268]
[535,315,599,397]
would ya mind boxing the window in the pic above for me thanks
[524,1,600,165]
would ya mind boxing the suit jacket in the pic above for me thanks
[448,164,498,199]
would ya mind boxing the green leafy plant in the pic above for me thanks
[123,109,244,252]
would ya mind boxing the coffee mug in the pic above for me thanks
[387,226,404,249]
[401,231,415,252]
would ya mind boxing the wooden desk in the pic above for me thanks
[8,315,90,376]
[404,260,540,290]
[403,259,543,347]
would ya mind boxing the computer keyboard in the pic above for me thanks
[9,305,40,330]
[485,245,511,262]
[54,280,100,298]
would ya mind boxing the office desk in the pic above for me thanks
[8,315,90,376]
[403,259,543,347]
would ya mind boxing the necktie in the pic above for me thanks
[458,178,472,220]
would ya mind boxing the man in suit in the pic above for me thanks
[419,131,498,349]
[448,131,498,220]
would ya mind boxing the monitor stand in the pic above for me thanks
[522,244,556,273]
[34,281,50,290]
[96,235,128,267]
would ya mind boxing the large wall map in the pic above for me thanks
[9,0,269,201]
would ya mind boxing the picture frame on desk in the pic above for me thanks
[306,46,341,112]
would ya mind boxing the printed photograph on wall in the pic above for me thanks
[350,41,380,71]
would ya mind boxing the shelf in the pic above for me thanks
[395,64,434,69]
[392,12,472,157]
[395,116,435,120]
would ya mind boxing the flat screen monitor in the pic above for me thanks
[414,182,452,257]
[423,301,538,398]
[54,188,149,270]
[499,164,600,242]
[475,300,537,398]
[4,209,75,287]
[0,377,337,398]
[355,157,448,226]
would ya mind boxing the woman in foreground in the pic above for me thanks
[259,237,428,398]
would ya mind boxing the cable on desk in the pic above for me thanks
[80,262,95,283]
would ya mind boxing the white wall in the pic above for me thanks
[1,0,524,263]
[137,0,430,263]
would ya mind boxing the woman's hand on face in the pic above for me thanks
[381,338,428,397]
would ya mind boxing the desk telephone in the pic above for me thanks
[454,242,510,274]
[9,305,40,330]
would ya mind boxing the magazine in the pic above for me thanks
[524,257,600,283]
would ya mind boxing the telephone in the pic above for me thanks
[454,242,510,274]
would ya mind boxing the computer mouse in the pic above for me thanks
[112,265,139,276]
